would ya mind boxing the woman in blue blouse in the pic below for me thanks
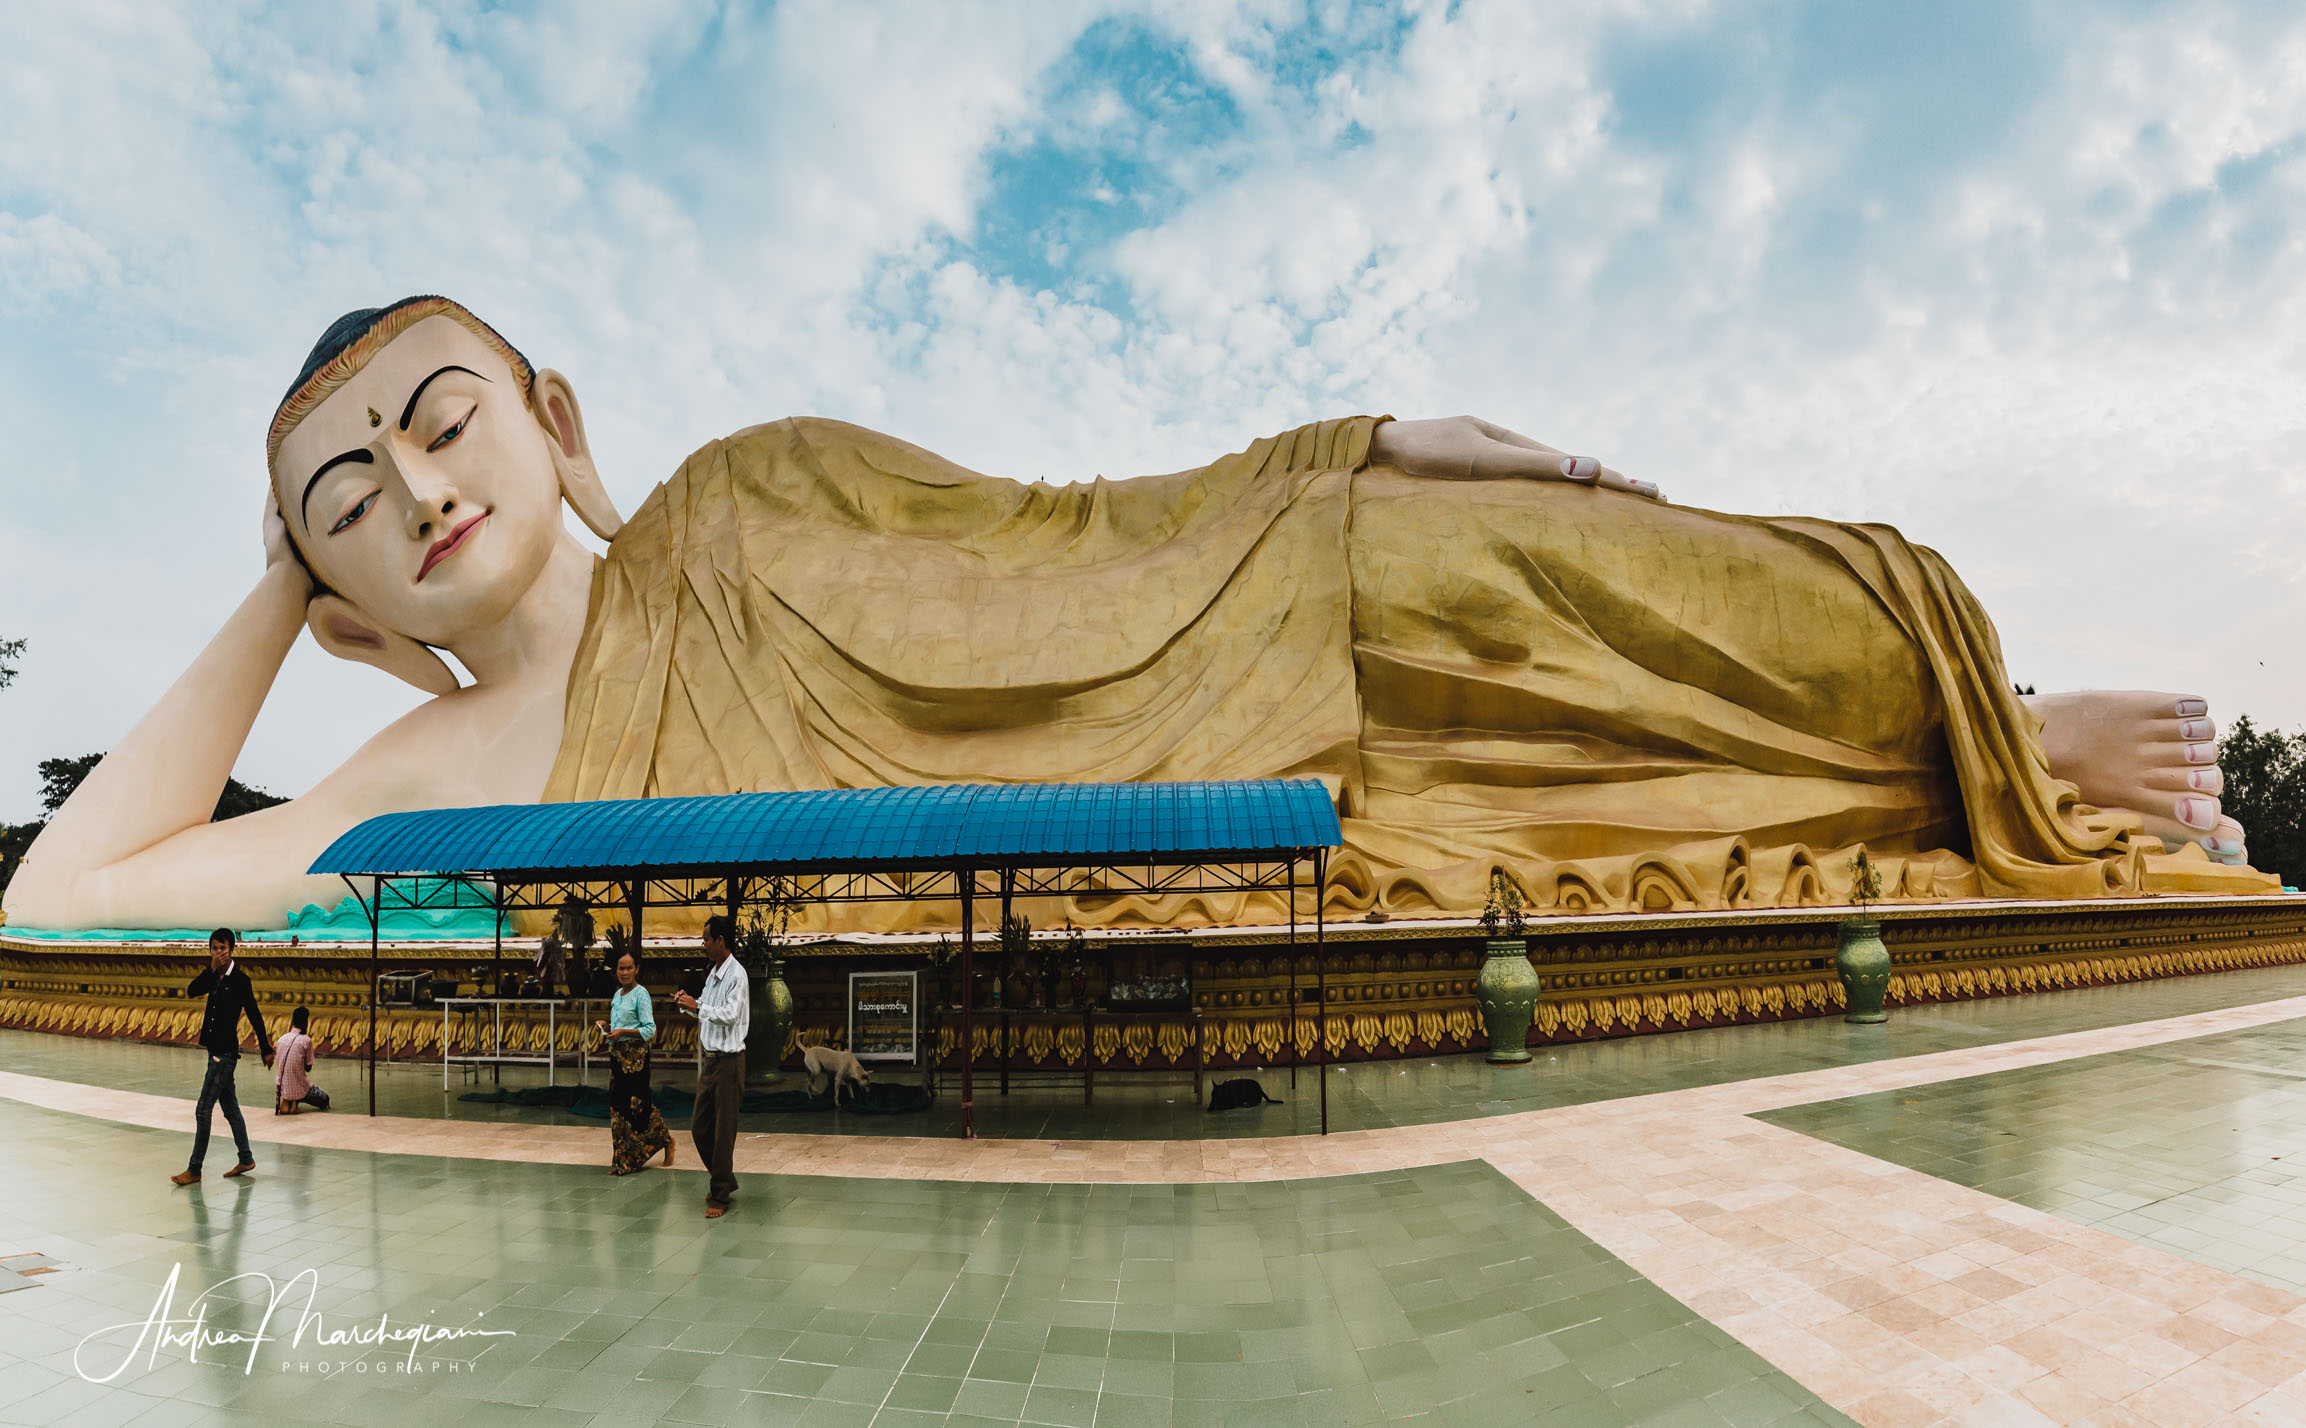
[595,951,674,1175]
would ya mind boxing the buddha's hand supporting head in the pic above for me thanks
[266,296,622,693]
[262,485,313,602]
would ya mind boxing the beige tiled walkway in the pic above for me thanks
[18,995,2306,1425]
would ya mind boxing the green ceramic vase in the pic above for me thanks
[1835,919,1891,1024]
[748,955,796,1081]
[1476,938,1541,1064]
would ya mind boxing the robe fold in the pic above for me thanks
[545,416,2274,929]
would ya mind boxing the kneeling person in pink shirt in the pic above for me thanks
[273,1006,328,1114]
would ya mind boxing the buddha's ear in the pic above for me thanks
[532,368,622,542]
[306,594,460,696]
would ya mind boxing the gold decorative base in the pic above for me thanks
[6,895,2303,1067]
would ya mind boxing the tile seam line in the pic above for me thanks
[6,990,2306,1186]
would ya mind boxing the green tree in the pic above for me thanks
[0,637,22,690]
[38,753,102,815]
[213,777,288,821]
[2215,715,2306,889]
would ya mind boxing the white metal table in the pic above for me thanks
[441,996,701,1089]
[440,997,567,1089]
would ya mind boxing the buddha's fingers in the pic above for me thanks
[1467,442,1597,483]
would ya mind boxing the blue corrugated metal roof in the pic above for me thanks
[307,780,1342,878]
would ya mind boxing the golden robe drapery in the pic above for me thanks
[545,416,2273,928]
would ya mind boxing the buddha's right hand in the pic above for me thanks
[262,488,314,601]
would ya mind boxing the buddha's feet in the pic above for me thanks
[2023,690,2248,865]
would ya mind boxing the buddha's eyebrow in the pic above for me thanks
[301,449,375,527]
[399,365,487,432]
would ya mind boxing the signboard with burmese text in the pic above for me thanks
[847,970,918,1062]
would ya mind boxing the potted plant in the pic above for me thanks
[1836,849,1891,1024]
[1053,923,1086,1008]
[998,911,1035,1006]
[740,875,800,1081]
[928,933,957,1010]
[1474,868,1541,1065]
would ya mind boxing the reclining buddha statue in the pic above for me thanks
[3,295,2274,933]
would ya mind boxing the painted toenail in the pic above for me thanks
[1559,456,1598,479]
[2179,718,2213,741]
[2186,743,2214,764]
[2176,698,2208,717]
[2179,798,2216,828]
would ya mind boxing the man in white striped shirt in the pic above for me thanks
[674,914,749,1218]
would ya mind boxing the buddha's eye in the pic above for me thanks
[427,405,475,454]
[329,491,379,536]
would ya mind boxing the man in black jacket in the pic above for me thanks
[170,928,274,1186]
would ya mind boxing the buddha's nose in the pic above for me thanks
[404,480,462,542]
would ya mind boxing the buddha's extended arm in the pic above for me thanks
[1370,416,1663,501]
[7,556,309,911]
[5,495,455,928]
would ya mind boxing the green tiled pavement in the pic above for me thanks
[1757,1017,2306,1294]
[0,1095,1848,1427]
[14,959,2306,1142]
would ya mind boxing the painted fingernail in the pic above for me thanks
[2176,698,2208,717]
[2179,718,2213,741]
[2178,797,2216,829]
[1558,456,1598,479]
[2189,769,2218,791]
[2186,743,2215,764]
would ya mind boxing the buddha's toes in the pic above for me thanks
[2022,689,2248,866]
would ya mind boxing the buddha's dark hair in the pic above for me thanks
[267,294,534,467]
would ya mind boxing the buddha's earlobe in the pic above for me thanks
[306,594,460,696]
[533,368,622,542]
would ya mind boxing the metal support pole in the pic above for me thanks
[1316,850,1328,1136]
[1288,856,1298,1089]
[999,868,1013,1097]
[492,882,503,995]
[368,874,381,1117]
[490,882,504,1081]
[959,866,976,1139]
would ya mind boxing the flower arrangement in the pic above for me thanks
[1479,868,1528,939]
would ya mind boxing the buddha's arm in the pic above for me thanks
[4,691,503,928]
[7,560,310,917]
[1370,416,1662,501]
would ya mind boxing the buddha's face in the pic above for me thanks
[272,316,565,647]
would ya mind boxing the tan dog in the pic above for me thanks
[801,1044,871,1105]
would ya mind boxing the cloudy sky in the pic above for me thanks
[3,0,2305,822]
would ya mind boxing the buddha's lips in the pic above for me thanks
[418,512,488,583]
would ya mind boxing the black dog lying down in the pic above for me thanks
[1207,1078,1282,1111]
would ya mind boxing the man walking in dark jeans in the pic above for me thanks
[171,928,274,1186]
[673,914,749,1219]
